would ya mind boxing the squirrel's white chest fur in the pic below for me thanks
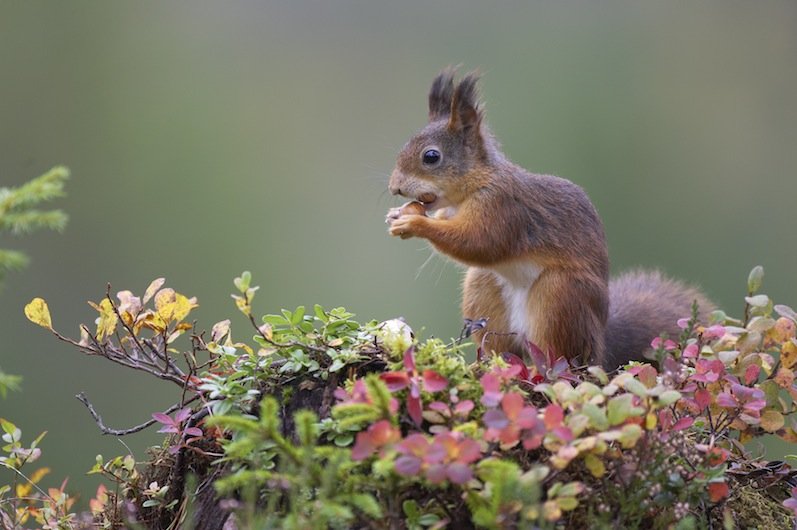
[490,261,544,344]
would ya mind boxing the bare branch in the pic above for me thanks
[76,392,199,436]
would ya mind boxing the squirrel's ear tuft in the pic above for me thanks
[428,68,456,121]
[448,72,484,141]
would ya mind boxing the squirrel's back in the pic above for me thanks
[604,270,714,368]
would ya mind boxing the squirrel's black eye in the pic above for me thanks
[422,148,442,166]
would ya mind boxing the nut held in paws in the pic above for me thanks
[399,201,427,217]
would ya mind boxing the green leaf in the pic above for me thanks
[291,306,305,326]
[623,378,648,398]
[233,271,251,293]
[747,265,764,294]
[0,419,19,442]
[618,423,643,448]
[657,390,682,406]
[581,403,609,430]
[607,394,644,426]
[402,500,420,518]
[350,493,382,518]
[314,304,328,323]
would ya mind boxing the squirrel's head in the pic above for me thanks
[389,68,489,212]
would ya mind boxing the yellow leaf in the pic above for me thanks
[94,299,118,341]
[136,311,166,333]
[781,339,797,369]
[584,453,606,478]
[233,342,254,355]
[29,467,50,485]
[645,412,658,431]
[16,482,32,498]
[760,409,785,433]
[155,289,192,323]
[543,500,562,522]
[233,295,250,316]
[24,298,52,329]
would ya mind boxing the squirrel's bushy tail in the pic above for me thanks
[603,270,714,369]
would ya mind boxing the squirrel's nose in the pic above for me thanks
[389,185,402,196]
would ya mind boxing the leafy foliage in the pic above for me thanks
[0,166,68,283]
[0,167,68,402]
[8,267,797,528]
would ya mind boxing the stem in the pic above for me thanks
[77,392,199,436]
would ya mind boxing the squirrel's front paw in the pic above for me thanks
[388,215,421,239]
[385,206,403,225]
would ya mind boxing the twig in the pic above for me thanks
[76,392,198,436]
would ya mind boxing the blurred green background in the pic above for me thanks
[1,1,795,505]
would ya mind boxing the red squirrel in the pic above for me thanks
[386,69,713,369]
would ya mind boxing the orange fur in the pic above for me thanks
[387,70,712,368]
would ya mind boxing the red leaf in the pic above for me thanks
[708,481,730,502]
[502,353,530,381]
[515,406,539,429]
[422,370,448,392]
[184,427,203,437]
[370,420,399,446]
[527,340,548,374]
[682,343,699,358]
[351,431,375,461]
[428,401,450,414]
[637,365,658,387]
[501,392,524,420]
[402,347,416,371]
[744,364,761,385]
[479,373,503,407]
[394,455,422,476]
[381,372,410,392]
[174,407,192,424]
[454,400,474,416]
[425,463,447,484]
[152,412,175,426]
[446,462,473,484]
[425,438,448,464]
[672,416,694,431]
[457,439,482,464]
[407,394,423,426]
[498,425,521,447]
[157,425,179,434]
[522,433,543,450]
[716,392,737,408]
[543,404,564,430]
[694,388,712,410]
[398,433,429,456]
[705,447,729,466]
[483,408,509,430]
[703,325,726,340]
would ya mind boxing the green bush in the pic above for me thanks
[8,266,797,529]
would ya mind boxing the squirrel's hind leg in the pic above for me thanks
[462,267,523,358]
